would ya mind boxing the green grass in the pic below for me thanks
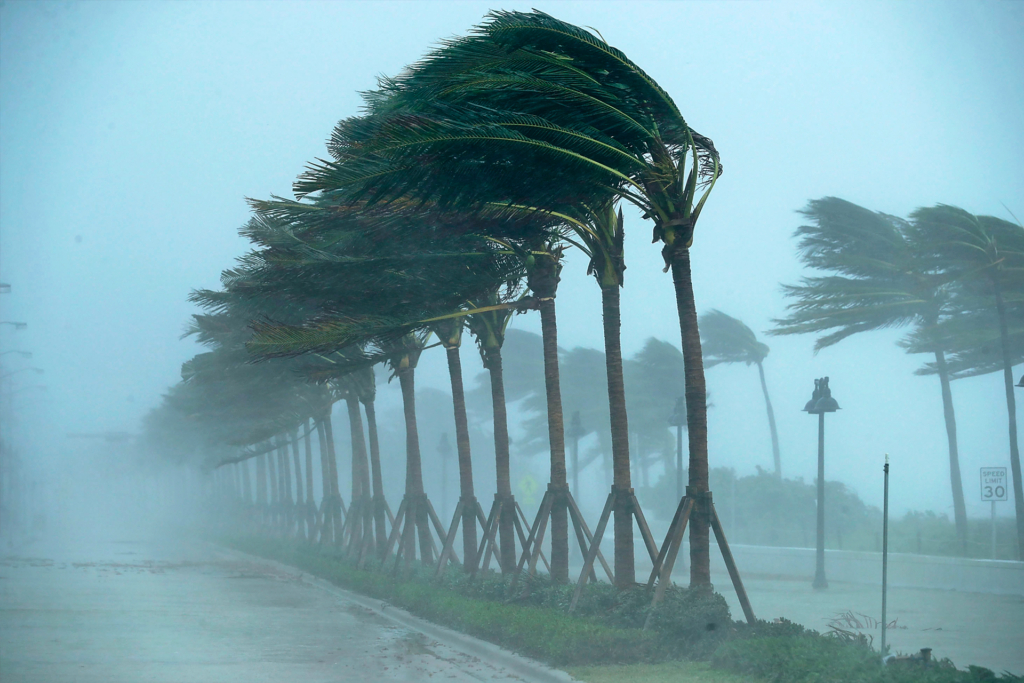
[568,661,758,683]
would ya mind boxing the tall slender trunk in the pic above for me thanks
[315,419,332,541]
[346,397,370,502]
[364,399,388,555]
[323,414,343,543]
[346,396,371,552]
[398,367,432,564]
[267,442,279,512]
[601,284,634,587]
[756,362,782,478]
[993,288,1023,559]
[538,297,569,582]
[485,348,515,574]
[291,429,305,536]
[670,245,711,589]
[304,419,314,539]
[933,351,967,554]
[446,345,478,571]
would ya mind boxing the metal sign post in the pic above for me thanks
[981,467,1007,559]
[881,455,890,658]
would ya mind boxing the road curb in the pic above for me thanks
[214,544,577,683]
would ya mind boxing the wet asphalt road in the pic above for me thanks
[0,538,550,683]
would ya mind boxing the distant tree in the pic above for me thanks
[771,197,971,553]
[906,206,1024,559]
[700,310,781,478]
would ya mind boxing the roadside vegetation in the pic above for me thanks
[225,535,1023,682]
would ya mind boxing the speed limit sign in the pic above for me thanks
[981,467,1008,501]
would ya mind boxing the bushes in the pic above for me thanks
[225,536,1022,681]
[711,620,1023,683]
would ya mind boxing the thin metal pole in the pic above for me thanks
[991,500,997,559]
[813,412,828,589]
[881,455,890,657]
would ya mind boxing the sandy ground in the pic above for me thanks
[0,537,557,683]
[712,571,1024,675]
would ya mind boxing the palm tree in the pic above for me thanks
[772,197,971,552]
[300,9,723,587]
[907,206,1024,558]
[701,310,780,477]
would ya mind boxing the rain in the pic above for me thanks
[1,2,1022,682]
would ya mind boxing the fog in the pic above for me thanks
[1,2,1022,679]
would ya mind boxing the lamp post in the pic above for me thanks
[805,377,839,589]
[567,411,583,500]
[668,397,685,501]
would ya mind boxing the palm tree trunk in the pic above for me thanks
[446,345,478,571]
[315,419,332,542]
[267,443,279,528]
[756,362,782,478]
[256,452,266,521]
[304,419,314,540]
[601,283,634,587]
[398,366,433,565]
[538,296,570,582]
[346,396,371,551]
[670,245,712,589]
[291,429,305,537]
[933,350,968,554]
[323,414,343,544]
[484,348,516,574]
[993,288,1023,560]
[363,399,388,556]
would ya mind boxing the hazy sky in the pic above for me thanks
[1,0,1021,519]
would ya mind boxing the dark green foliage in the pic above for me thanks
[712,626,1023,683]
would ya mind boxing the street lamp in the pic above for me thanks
[568,411,583,499]
[804,377,839,589]
[0,322,27,330]
[668,397,686,501]
[0,351,32,358]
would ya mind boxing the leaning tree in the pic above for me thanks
[299,10,724,588]
[772,197,972,552]
[700,310,781,478]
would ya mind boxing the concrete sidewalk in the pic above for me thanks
[0,537,572,683]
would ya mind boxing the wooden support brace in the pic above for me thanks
[569,490,615,612]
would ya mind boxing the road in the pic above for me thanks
[0,537,565,683]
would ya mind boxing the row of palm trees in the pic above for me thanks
[144,10,727,590]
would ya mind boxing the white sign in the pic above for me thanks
[981,467,1008,502]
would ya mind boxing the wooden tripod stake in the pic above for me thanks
[644,488,755,627]
[569,485,660,612]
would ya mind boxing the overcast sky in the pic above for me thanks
[1,0,1021,519]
